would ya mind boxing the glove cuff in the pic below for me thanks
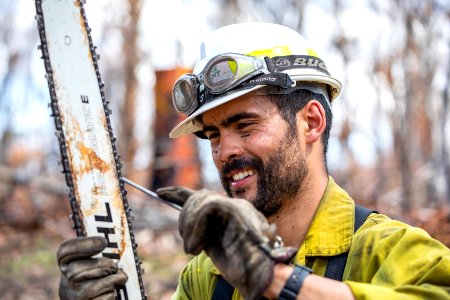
[277,264,312,300]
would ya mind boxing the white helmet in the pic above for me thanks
[170,22,342,138]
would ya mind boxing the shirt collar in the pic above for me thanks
[295,176,355,262]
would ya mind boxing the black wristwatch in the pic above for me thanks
[278,264,313,300]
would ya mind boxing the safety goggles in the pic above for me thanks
[172,53,293,115]
[172,53,334,115]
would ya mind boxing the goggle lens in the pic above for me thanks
[204,57,238,92]
[173,75,199,115]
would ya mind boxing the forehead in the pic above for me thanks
[202,93,277,126]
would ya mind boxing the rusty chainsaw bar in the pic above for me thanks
[34,0,146,298]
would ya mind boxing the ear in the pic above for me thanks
[297,100,326,144]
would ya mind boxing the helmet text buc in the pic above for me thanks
[293,57,328,72]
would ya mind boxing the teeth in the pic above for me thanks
[232,170,254,181]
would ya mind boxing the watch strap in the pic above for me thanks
[278,264,312,300]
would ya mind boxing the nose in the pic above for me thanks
[215,131,244,165]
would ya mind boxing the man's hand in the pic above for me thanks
[157,186,296,300]
[57,236,128,300]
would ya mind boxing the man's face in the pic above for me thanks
[202,93,308,217]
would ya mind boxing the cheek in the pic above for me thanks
[211,148,222,170]
[249,127,283,151]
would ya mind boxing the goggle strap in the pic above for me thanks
[269,55,331,76]
[264,56,277,73]
[240,72,294,89]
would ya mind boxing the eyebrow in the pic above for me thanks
[203,112,261,133]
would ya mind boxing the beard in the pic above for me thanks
[220,130,308,217]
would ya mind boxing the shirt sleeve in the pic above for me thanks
[171,252,218,300]
[344,215,450,299]
[171,260,194,300]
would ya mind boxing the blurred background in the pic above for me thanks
[1,0,450,299]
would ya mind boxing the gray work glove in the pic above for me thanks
[57,236,128,300]
[157,186,297,300]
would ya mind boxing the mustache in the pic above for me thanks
[221,156,264,179]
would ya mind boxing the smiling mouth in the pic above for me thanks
[231,169,255,181]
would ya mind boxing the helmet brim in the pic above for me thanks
[169,85,262,138]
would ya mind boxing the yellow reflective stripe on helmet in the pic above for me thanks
[245,46,319,58]
[245,46,292,58]
[306,48,318,58]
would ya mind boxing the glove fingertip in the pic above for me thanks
[157,186,195,207]
[57,236,107,267]
[116,269,129,285]
[156,186,179,200]
[155,186,174,195]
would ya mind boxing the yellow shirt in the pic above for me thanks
[172,177,450,299]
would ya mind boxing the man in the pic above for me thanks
[57,23,450,300]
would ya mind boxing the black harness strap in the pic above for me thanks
[212,205,376,299]
[324,205,376,280]
[211,276,234,300]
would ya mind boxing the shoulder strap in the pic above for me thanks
[211,276,234,300]
[354,205,374,232]
[324,205,376,281]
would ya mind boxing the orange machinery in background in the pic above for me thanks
[152,68,202,190]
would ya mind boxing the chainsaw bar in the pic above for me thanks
[35,0,146,298]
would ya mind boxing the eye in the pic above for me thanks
[237,121,253,130]
[237,119,260,133]
[205,131,219,141]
